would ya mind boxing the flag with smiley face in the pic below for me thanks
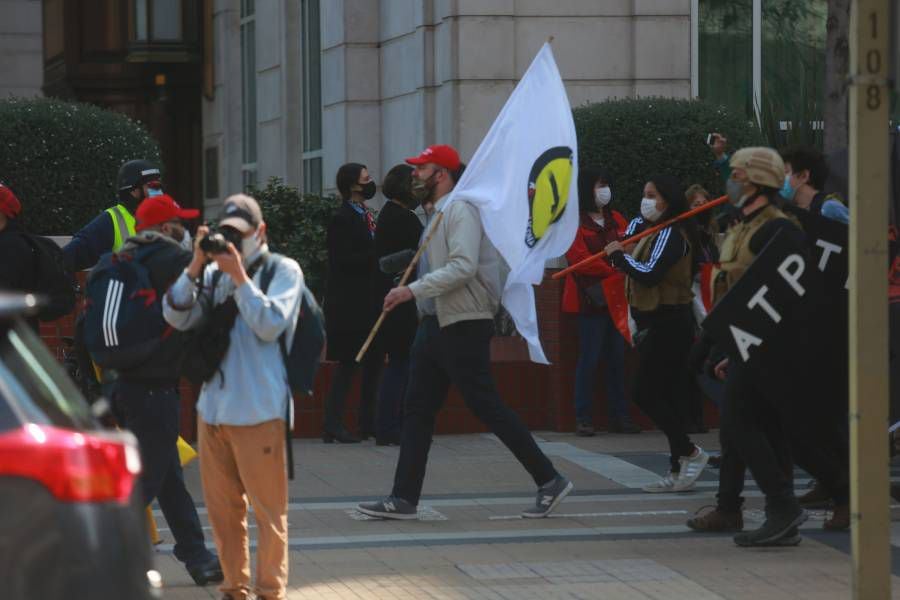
[440,42,578,363]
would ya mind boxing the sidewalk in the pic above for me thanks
[154,431,900,599]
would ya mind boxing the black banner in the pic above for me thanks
[702,229,819,368]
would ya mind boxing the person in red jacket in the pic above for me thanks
[562,168,640,436]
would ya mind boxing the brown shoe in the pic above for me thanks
[687,505,744,532]
[824,503,849,531]
[798,480,833,509]
[575,422,595,437]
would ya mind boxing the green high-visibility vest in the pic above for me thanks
[106,204,136,252]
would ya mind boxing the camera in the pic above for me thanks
[706,133,718,146]
[199,226,243,254]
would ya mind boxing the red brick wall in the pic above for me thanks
[41,269,718,442]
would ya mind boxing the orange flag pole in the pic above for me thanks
[551,195,728,280]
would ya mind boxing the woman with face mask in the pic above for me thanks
[369,164,424,445]
[561,168,640,437]
[604,175,709,494]
[322,162,382,443]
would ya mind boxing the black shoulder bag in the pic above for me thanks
[179,260,265,386]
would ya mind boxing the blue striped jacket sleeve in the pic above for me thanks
[613,226,688,287]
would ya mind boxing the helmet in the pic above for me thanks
[117,159,162,192]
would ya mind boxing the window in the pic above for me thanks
[129,0,199,59]
[0,321,95,431]
[301,0,323,195]
[699,0,827,145]
[241,0,258,190]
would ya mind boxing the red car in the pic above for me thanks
[0,293,162,599]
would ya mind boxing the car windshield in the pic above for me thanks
[0,318,96,431]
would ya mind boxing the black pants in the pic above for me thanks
[111,381,213,568]
[716,358,850,511]
[720,362,797,511]
[391,317,558,505]
[632,306,696,471]
[323,352,383,434]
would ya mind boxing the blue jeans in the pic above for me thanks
[573,312,627,423]
[112,381,214,569]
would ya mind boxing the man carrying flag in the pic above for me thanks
[356,143,572,520]
[356,42,578,521]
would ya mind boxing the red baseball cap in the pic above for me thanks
[135,194,200,231]
[405,144,461,171]
[0,183,22,219]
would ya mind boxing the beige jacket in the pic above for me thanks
[408,194,506,328]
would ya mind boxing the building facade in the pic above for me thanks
[0,0,43,98]
[203,0,694,212]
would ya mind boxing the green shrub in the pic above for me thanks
[0,97,160,235]
[253,178,335,301]
[573,97,764,218]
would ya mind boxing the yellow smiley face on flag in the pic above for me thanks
[526,146,573,248]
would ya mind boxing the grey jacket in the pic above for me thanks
[408,194,506,327]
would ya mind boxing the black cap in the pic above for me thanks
[117,159,162,191]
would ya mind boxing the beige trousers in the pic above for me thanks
[198,418,288,600]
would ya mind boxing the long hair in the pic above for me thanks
[648,173,701,274]
[335,162,366,200]
[577,166,613,217]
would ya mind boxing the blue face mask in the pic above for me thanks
[780,174,796,201]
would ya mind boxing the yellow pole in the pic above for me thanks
[848,0,891,597]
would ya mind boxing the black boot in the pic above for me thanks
[734,503,807,547]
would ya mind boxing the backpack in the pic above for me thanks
[82,245,169,371]
[20,233,76,321]
[260,253,325,396]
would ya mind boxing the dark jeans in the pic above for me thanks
[111,381,213,568]
[716,362,850,511]
[631,306,695,471]
[376,354,409,439]
[720,362,796,512]
[323,353,383,434]
[392,317,558,505]
[573,312,627,422]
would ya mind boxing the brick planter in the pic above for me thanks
[40,268,719,442]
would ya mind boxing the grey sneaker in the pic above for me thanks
[357,496,418,520]
[734,506,807,547]
[522,475,573,518]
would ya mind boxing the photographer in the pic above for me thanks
[164,194,303,600]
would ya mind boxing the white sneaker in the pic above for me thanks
[673,446,709,491]
[643,472,678,493]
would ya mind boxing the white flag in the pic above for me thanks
[442,43,578,363]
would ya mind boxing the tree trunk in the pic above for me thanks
[823,0,850,155]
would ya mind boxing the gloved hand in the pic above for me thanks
[687,336,713,374]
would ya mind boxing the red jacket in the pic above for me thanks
[562,210,627,314]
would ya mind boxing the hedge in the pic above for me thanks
[0,97,161,236]
[573,97,765,217]
[253,178,335,301]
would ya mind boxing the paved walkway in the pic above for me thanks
[154,431,900,599]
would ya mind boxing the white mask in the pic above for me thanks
[594,186,612,207]
[640,197,662,222]
[180,229,193,252]
[240,227,262,258]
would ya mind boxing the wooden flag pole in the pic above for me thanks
[551,195,728,280]
[355,211,445,363]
